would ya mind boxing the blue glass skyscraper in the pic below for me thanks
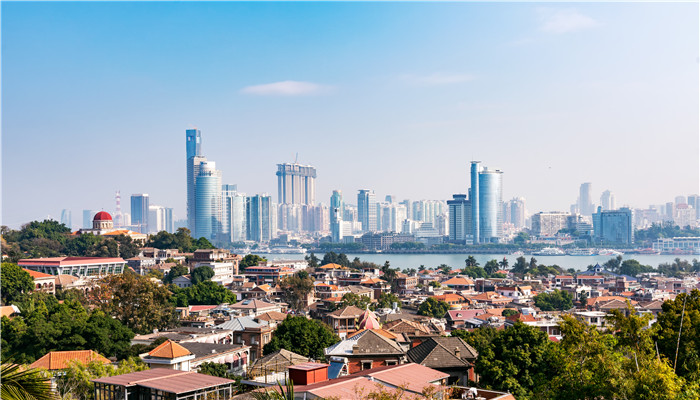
[186,129,204,232]
[330,190,344,242]
[131,194,150,234]
[194,161,222,240]
[470,161,503,243]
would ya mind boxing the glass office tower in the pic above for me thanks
[194,161,222,240]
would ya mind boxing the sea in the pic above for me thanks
[253,253,698,272]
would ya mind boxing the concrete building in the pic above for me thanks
[600,190,616,211]
[531,211,570,237]
[358,189,377,233]
[186,129,203,233]
[579,182,594,215]
[223,186,247,243]
[592,207,634,245]
[276,163,316,206]
[246,195,276,243]
[448,194,471,244]
[19,256,126,278]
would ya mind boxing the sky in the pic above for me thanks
[2,2,699,229]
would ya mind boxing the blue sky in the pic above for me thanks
[2,2,698,228]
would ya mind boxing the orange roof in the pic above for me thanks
[148,340,192,359]
[431,293,466,303]
[361,278,383,284]
[30,350,110,370]
[586,295,635,307]
[0,305,20,318]
[348,328,398,340]
[442,276,474,286]
[319,263,345,269]
[22,268,53,279]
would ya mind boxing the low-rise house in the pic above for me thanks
[497,285,532,300]
[23,268,56,295]
[142,340,251,375]
[574,311,608,328]
[31,350,111,371]
[444,309,485,331]
[243,265,295,285]
[430,293,468,308]
[553,275,575,286]
[395,273,418,294]
[467,291,511,306]
[229,299,283,317]
[406,337,478,385]
[324,329,406,374]
[19,257,126,278]
[93,369,236,400]
[215,316,273,360]
[315,283,349,300]
[441,276,475,291]
[126,256,156,275]
[172,275,193,288]
[246,349,310,385]
[323,305,365,339]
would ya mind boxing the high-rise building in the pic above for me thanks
[186,129,204,233]
[60,209,72,229]
[592,207,634,244]
[601,190,616,211]
[194,161,222,240]
[247,194,275,243]
[222,185,246,243]
[82,210,95,229]
[276,163,316,206]
[531,211,569,237]
[509,197,527,230]
[130,194,149,234]
[470,161,503,243]
[148,205,173,234]
[688,195,700,219]
[357,189,377,232]
[330,190,344,242]
[578,183,593,215]
[448,194,471,243]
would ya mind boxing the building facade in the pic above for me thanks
[130,194,149,234]
[592,207,634,245]
[276,163,316,206]
[330,190,344,242]
[358,189,377,233]
[194,161,222,240]
[470,161,503,243]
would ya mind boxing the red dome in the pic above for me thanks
[93,211,113,221]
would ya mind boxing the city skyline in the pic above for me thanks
[2,2,698,227]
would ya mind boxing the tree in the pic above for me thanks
[511,256,528,274]
[498,257,509,270]
[464,256,479,268]
[484,260,499,276]
[533,290,573,311]
[376,293,400,309]
[1,263,34,305]
[437,264,451,275]
[502,309,518,317]
[82,310,135,359]
[86,273,177,334]
[655,289,700,380]
[321,252,350,267]
[263,316,339,360]
[428,281,441,289]
[417,298,450,318]
[163,264,189,284]
[472,321,557,399]
[304,253,320,269]
[604,255,624,272]
[174,281,237,306]
[147,228,214,253]
[461,265,487,279]
[198,362,235,379]
[0,363,55,400]
[528,257,538,270]
[279,275,314,311]
[240,254,266,269]
[339,293,371,310]
[112,234,139,259]
[191,265,215,285]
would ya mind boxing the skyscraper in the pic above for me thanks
[194,161,222,240]
[222,184,247,243]
[130,194,149,233]
[60,209,72,229]
[509,197,526,230]
[601,190,616,211]
[592,207,634,244]
[276,163,317,206]
[579,182,593,215]
[247,194,275,242]
[186,129,204,233]
[470,161,503,243]
[357,189,377,232]
[448,194,470,243]
[330,190,344,242]
[82,210,95,229]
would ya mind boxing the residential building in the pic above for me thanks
[324,329,406,374]
[531,212,570,236]
[447,194,470,243]
[406,337,478,385]
[215,316,273,360]
[247,194,276,243]
[31,350,110,372]
[24,268,56,295]
[243,265,294,285]
[148,205,173,234]
[324,305,365,339]
[601,190,616,211]
[222,186,247,243]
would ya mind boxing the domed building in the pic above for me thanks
[74,211,147,242]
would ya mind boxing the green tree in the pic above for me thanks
[502,309,518,317]
[240,254,266,269]
[533,290,573,311]
[321,252,350,267]
[174,281,238,306]
[197,362,235,379]
[339,293,372,310]
[0,363,55,400]
[604,255,624,273]
[498,257,509,270]
[655,289,700,380]
[1,263,34,305]
[461,265,487,279]
[474,321,557,399]
[191,265,215,285]
[263,316,339,360]
[511,256,528,274]
[417,297,450,318]
[112,234,140,259]
[279,274,314,311]
[82,310,135,359]
[464,256,479,268]
[163,264,189,284]
[86,273,177,334]
[304,253,320,269]
[428,281,441,289]
[484,260,500,276]
[376,293,400,309]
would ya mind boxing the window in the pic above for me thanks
[386,360,398,366]
[361,361,372,370]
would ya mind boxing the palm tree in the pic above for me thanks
[464,256,478,268]
[251,379,295,400]
[0,363,56,400]
[499,257,509,269]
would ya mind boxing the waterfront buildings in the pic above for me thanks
[358,189,377,233]
[531,212,570,237]
[194,161,223,240]
[592,207,634,245]
[470,161,503,243]
[223,185,247,242]
[330,190,343,242]
[246,194,275,243]
[600,190,616,211]
[447,194,470,243]
[130,194,149,234]
[579,182,594,215]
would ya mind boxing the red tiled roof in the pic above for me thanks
[22,268,53,279]
[149,340,192,359]
[19,257,125,266]
[30,350,110,370]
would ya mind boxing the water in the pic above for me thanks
[255,253,698,272]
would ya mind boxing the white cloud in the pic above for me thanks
[240,81,332,96]
[400,72,475,86]
[538,8,597,34]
